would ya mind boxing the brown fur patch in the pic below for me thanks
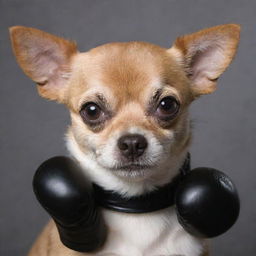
[67,41,193,111]
[65,41,194,149]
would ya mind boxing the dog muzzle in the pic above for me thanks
[33,155,240,252]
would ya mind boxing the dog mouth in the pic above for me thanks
[109,164,153,179]
[118,164,151,171]
[110,163,155,172]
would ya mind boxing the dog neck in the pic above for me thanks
[66,130,189,197]
[93,155,190,213]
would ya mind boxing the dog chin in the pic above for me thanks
[113,168,153,180]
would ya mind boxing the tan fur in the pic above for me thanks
[67,42,193,110]
[28,220,85,256]
[9,24,240,256]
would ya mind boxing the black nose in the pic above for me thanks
[117,134,148,159]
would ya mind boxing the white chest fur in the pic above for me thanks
[96,207,204,256]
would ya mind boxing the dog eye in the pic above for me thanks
[80,102,104,123]
[155,96,180,120]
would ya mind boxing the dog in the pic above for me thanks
[9,23,240,256]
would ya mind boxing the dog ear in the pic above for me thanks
[9,26,77,102]
[168,24,240,97]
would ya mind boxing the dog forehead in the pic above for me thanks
[68,42,190,109]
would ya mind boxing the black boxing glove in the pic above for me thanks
[175,167,240,238]
[33,156,107,252]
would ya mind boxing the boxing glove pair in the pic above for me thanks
[33,156,240,252]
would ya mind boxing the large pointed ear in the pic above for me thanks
[168,24,240,97]
[9,26,78,102]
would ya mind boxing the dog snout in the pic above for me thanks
[117,134,148,159]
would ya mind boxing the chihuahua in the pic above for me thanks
[10,24,240,256]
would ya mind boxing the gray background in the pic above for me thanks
[0,0,255,255]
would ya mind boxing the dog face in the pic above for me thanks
[67,42,193,182]
[10,25,240,195]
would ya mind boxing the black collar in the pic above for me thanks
[93,154,190,213]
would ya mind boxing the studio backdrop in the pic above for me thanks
[0,1,255,255]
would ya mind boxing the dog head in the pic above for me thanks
[10,24,240,196]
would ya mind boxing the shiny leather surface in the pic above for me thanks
[33,156,240,253]
[175,167,240,238]
[33,156,107,252]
